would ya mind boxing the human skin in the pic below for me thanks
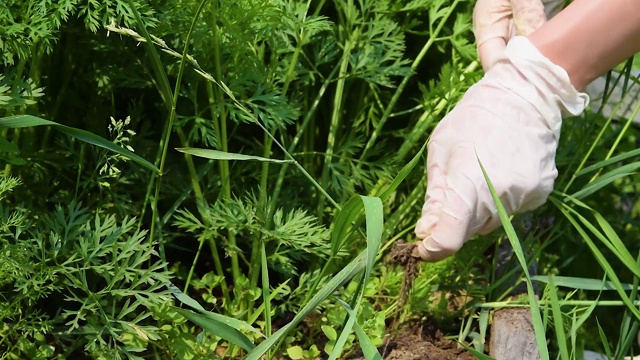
[528,0,640,91]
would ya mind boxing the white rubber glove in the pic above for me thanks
[414,37,589,262]
[473,0,566,72]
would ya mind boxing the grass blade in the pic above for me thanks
[168,283,262,336]
[0,115,158,173]
[336,299,382,360]
[577,148,640,175]
[176,148,293,163]
[532,276,636,291]
[244,251,367,360]
[477,157,550,360]
[552,199,640,320]
[328,196,383,360]
[375,140,427,201]
[174,308,255,351]
[547,276,570,360]
[559,195,640,278]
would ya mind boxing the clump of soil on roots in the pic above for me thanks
[372,241,475,360]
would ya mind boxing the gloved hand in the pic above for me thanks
[413,37,589,262]
[473,0,565,71]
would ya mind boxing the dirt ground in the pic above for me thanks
[371,242,476,360]
[375,321,476,360]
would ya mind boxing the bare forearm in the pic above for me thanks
[528,0,640,91]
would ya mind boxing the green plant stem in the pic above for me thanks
[144,0,207,266]
[358,0,461,164]
[4,57,27,176]
[268,66,339,220]
[249,41,304,320]
[318,40,353,219]
[207,0,241,285]
[588,102,640,183]
[561,71,629,192]
[479,300,640,308]
[396,60,478,161]
[175,125,232,304]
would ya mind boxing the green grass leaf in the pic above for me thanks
[458,342,496,360]
[168,283,262,336]
[244,251,367,360]
[552,198,640,321]
[328,195,383,360]
[375,140,427,201]
[336,299,382,360]
[477,156,550,360]
[0,115,159,173]
[174,308,255,351]
[547,276,570,360]
[532,276,635,291]
[576,148,640,176]
[176,148,293,163]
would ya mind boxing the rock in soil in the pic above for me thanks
[489,308,540,360]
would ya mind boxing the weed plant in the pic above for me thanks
[1,0,640,359]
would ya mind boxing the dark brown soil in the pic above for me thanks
[366,242,475,360]
[380,322,476,360]
[350,321,475,360]
[389,241,419,307]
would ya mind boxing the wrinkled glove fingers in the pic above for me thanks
[473,0,512,70]
[510,0,547,35]
[415,145,479,262]
[415,184,477,262]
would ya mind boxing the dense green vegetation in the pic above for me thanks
[1,0,639,359]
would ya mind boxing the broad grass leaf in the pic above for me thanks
[547,276,570,360]
[570,172,636,200]
[330,195,383,260]
[560,195,640,278]
[176,148,293,163]
[336,299,382,360]
[174,308,255,351]
[361,196,383,281]
[532,276,634,291]
[552,198,640,320]
[168,283,262,336]
[328,196,383,360]
[577,148,640,176]
[331,196,364,256]
[597,319,613,359]
[477,156,550,360]
[375,140,427,201]
[458,343,496,360]
[244,251,367,360]
[0,115,159,173]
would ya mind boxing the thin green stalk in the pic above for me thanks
[207,0,241,284]
[260,243,272,359]
[4,57,27,176]
[479,300,640,308]
[269,66,339,214]
[131,0,209,271]
[249,38,309,319]
[562,71,628,192]
[588,101,640,184]
[358,0,461,163]
[396,61,478,161]
[318,40,353,219]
